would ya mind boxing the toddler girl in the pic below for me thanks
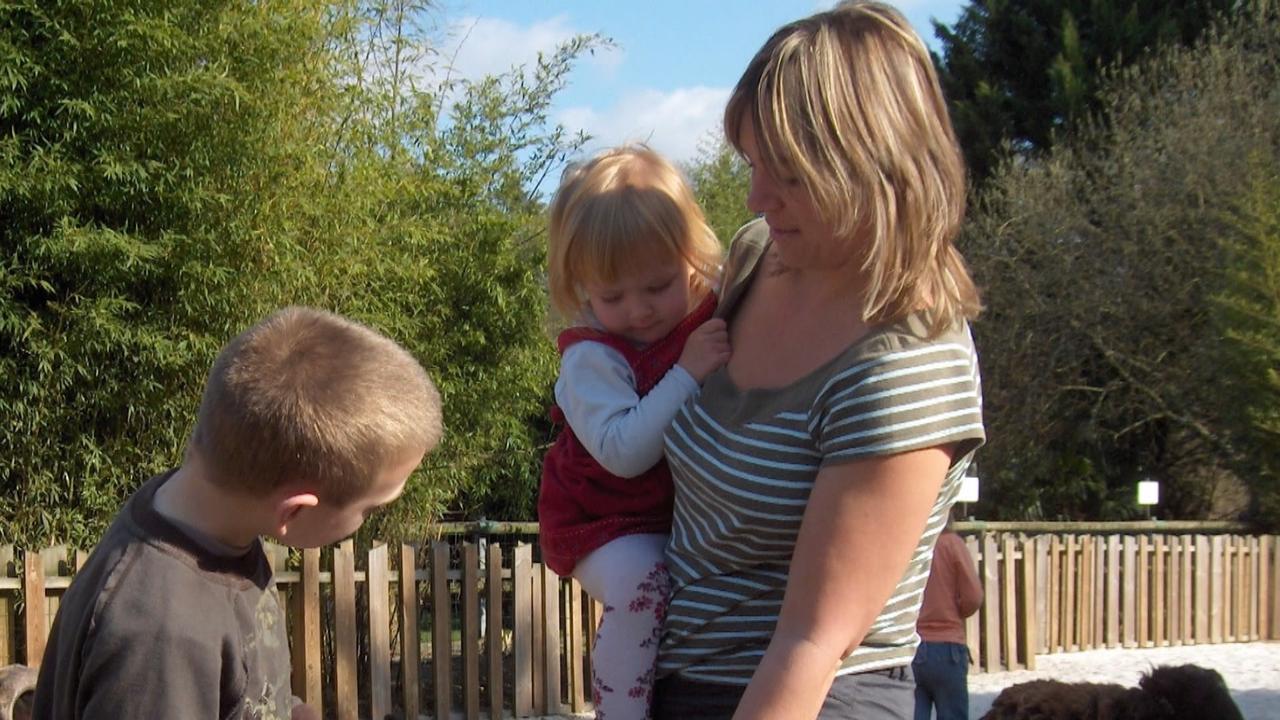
[538,145,729,719]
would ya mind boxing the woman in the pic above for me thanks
[651,3,985,718]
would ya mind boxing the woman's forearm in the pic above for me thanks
[732,633,843,720]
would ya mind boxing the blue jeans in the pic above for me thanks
[912,641,970,720]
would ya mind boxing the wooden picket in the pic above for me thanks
[3,524,1277,718]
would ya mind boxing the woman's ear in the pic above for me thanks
[271,490,319,539]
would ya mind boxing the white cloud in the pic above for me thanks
[437,15,619,81]
[559,86,731,167]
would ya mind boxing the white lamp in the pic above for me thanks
[957,474,980,503]
[1137,480,1160,506]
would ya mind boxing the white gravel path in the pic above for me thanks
[967,642,1280,719]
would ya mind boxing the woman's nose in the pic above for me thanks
[746,168,780,214]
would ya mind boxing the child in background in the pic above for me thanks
[538,145,729,719]
[34,307,444,720]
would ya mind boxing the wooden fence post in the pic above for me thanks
[334,540,358,720]
[541,565,562,715]
[1270,536,1280,641]
[486,543,504,719]
[1122,535,1137,648]
[1001,535,1018,669]
[462,542,481,720]
[291,547,323,713]
[1152,535,1165,647]
[1019,535,1036,670]
[513,545,533,717]
[981,533,999,671]
[1195,535,1210,643]
[400,544,420,720]
[368,544,392,720]
[0,546,13,666]
[964,535,981,671]
[431,542,452,720]
[23,549,46,668]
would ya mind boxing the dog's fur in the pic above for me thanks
[980,663,1244,720]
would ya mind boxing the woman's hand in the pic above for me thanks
[677,318,732,382]
[732,445,955,720]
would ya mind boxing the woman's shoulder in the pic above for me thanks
[715,219,771,319]
[841,315,977,370]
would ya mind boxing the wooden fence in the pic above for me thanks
[5,522,1278,719]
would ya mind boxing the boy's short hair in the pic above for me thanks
[188,306,442,506]
[725,0,981,335]
[547,144,721,320]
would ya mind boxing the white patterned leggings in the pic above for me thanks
[573,533,671,720]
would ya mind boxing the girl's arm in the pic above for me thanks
[731,446,954,720]
[556,341,699,477]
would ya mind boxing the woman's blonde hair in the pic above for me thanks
[547,144,721,320]
[725,0,981,335]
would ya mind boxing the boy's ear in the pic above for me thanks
[271,490,320,538]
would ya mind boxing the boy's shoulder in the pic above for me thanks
[67,475,273,632]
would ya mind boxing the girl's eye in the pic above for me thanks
[598,295,622,305]
[647,279,673,293]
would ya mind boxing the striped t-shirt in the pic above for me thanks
[657,221,985,685]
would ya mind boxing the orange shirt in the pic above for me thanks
[916,531,984,645]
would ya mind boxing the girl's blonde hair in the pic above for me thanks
[547,145,721,320]
[725,0,981,335]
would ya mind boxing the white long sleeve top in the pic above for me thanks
[554,340,700,478]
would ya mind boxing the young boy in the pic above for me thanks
[33,306,444,720]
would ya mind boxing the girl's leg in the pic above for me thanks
[573,534,670,720]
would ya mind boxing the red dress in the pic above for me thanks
[537,294,716,576]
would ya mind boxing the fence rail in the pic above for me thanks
[5,525,1278,719]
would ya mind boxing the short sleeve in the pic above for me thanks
[816,328,985,465]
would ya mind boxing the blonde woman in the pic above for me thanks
[652,3,985,718]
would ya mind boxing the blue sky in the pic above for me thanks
[435,1,967,167]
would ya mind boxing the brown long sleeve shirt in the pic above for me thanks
[916,530,984,645]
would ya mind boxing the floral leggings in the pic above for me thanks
[573,533,671,720]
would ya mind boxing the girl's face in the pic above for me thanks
[583,255,695,346]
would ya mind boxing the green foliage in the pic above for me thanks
[1214,169,1280,529]
[933,0,1242,181]
[1,0,600,543]
[962,8,1280,523]
[683,133,754,247]
[1,0,338,546]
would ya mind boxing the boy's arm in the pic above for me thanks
[556,341,700,477]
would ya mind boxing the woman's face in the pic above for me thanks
[739,119,848,270]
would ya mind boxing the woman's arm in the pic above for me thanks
[731,446,954,720]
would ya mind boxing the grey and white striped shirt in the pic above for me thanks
[658,221,985,684]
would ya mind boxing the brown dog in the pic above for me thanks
[980,664,1244,720]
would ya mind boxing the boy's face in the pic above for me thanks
[276,447,424,549]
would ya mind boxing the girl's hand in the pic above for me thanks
[678,318,732,382]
